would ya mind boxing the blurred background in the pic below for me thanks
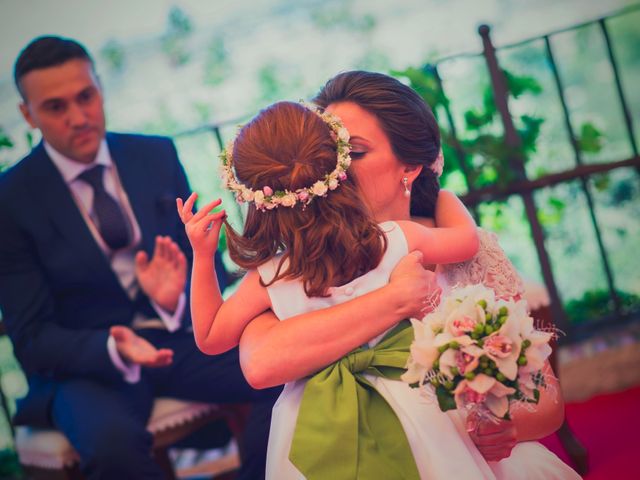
[0,0,638,478]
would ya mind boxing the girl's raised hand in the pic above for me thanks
[176,192,226,256]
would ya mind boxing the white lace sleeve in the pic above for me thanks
[437,228,525,300]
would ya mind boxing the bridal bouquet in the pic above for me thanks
[401,284,554,420]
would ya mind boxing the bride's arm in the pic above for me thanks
[512,361,565,441]
[239,251,439,389]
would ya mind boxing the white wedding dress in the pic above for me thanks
[259,223,581,479]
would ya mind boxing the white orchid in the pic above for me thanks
[401,319,445,384]
[439,340,484,379]
[454,374,516,418]
[404,283,554,420]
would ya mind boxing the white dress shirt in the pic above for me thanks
[45,140,185,383]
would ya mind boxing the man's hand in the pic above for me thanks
[135,235,187,313]
[110,325,174,368]
[388,250,442,319]
[466,412,518,462]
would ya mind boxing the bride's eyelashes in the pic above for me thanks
[350,151,366,159]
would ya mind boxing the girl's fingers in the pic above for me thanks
[178,192,198,222]
[184,192,198,212]
[190,198,223,223]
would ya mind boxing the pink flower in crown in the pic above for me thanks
[263,186,274,197]
[338,171,348,181]
[311,181,328,197]
[297,190,310,203]
[328,177,339,190]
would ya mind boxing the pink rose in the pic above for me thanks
[297,190,310,203]
[263,186,274,196]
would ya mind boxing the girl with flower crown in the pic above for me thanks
[178,100,484,479]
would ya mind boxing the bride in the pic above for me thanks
[238,70,580,479]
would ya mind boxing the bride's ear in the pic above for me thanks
[403,164,423,183]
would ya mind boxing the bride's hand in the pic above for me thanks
[387,250,441,319]
[467,412,518,462]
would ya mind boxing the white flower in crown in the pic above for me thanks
[311,181,329,197]
[218,101,352,210]
[281,192,298,207]
[241,189,254,202]
[253,190,265,208]
[337,127,350,143]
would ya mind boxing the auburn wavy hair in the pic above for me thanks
[224,101,387,297]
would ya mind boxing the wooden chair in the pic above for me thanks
[14,399,248,480]
[0,321,248,479]
[524,280,589,476]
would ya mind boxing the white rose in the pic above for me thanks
[281,193,297,207]
[253,190,265,206]
[328,177,339,190]
[241,189,254,202]
[311,181,328,197]
[337,127,350,142]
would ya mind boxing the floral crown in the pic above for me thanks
[219,103,352,211]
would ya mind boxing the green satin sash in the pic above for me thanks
[289,321,420,479]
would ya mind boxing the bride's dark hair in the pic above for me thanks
[314,70,441,218]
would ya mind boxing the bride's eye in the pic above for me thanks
[350,151,366,159]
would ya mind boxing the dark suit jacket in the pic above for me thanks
[0,132,227,426]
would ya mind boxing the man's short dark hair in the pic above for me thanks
[14,36,94,100]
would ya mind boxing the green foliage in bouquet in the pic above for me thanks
[403,285,554,421]
[428,302,542,419]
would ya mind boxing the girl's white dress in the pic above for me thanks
[258,222,581,480]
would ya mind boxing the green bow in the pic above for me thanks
[289,321,420,480]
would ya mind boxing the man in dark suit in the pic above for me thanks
[0,36,278,479]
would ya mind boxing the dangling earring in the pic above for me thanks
[402,177,411,198]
